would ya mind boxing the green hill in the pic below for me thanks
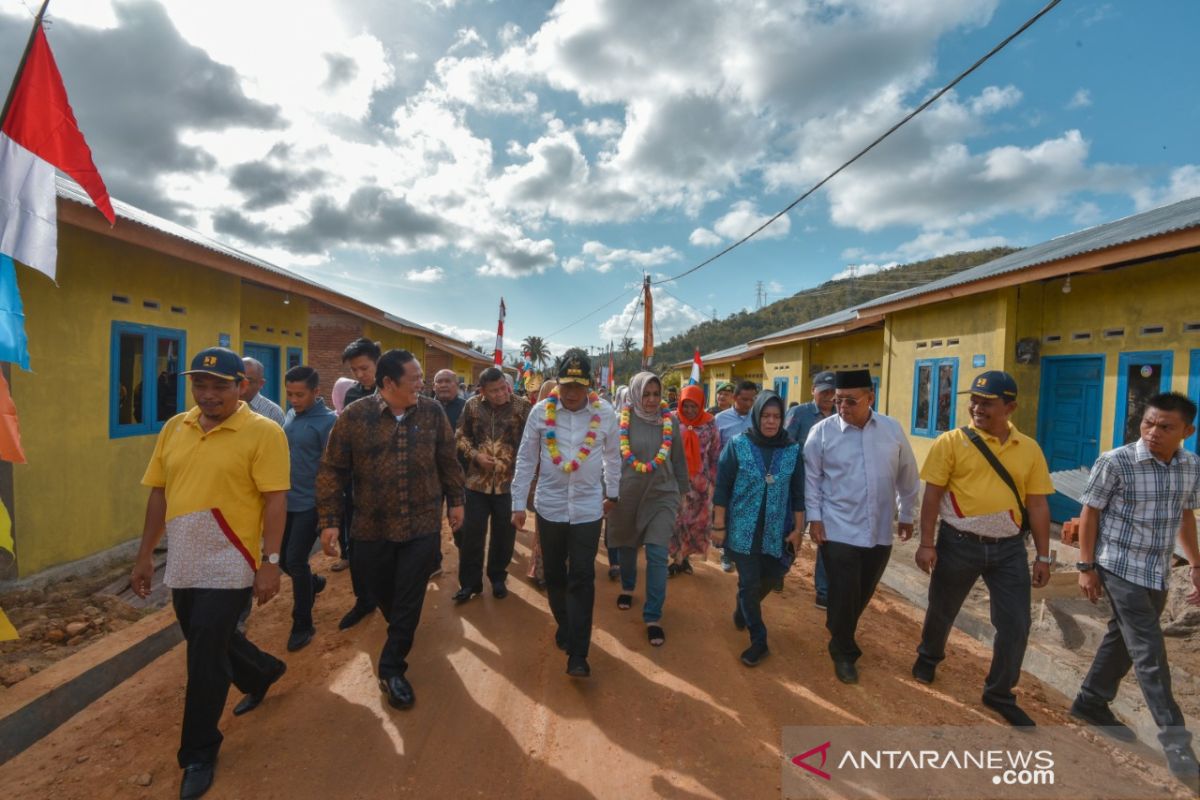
[652,247,1017,369]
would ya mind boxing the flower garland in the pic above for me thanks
[619,402,674,473]
[544,388,602,473]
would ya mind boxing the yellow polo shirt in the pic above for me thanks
[921,423,1055,521]
[142,402,289,587]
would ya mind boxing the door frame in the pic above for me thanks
[1187,349,1200,454]
[243,341,282,404]
[1113,350,1173,448]
[1036,353,1105,455]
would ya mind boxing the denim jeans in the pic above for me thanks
[728,550,785,648]
[916,523,1030,708]
[618,543,669,623]
[1078,568,1192,750]
[281,508,322,632]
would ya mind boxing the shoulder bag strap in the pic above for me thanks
[960,426,1030,533]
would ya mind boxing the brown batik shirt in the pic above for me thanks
[456,394,531,495]
[317,393,464,542]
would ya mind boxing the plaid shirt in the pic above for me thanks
[1080,439,1200,590]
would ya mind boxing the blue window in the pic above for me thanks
[110,322,186,439]
[911,357,958,437]
[1113,350,1173,448]
[287,346,303,371]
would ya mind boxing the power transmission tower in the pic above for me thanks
[755,281,765,309]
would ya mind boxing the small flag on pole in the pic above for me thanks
[689,348,702,385]
[608,346,615,394]
[493,297,505,366]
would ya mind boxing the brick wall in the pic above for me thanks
[307,300,365,400]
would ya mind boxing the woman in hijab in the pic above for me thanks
[712,390,805,667]
[668,384,721,576]
[331,376,356,415]
[608,372,689,646]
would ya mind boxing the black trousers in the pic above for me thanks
[354,534,438,679]
[458,489,516,590]
[1078,568,1191,749]
[172,587,283,767]
[728,550,785,647]
[821,541,892,664]
[281,508,321,631]
[916,523,1030,708]
[343,488,373,611]
[537,515,602,658]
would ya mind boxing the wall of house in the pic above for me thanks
[305,300,364,398]
[762,341,808,403]
[809,329,885,395]
[10,225,241,575]
[239,282,309,402]
[363,322,426,370]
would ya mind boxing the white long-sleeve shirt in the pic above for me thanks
[510,397,621,524]
[804,412,919,548]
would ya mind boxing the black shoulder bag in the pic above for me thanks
[960,427,1031,536]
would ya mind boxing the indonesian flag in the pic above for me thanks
[493,297,505,365]
[0,23,114,282]
[689,348,702,385]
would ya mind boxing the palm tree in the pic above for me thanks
[521,336,551,369]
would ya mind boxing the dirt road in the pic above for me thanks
[4,529,1190,799]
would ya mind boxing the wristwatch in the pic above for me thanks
[605,496,618,503]
[264,552,281,566]
[1035,555,1053,565]
[1076,561,1097,572]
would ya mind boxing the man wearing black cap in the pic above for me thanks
[511,348,622,678]
[130,347,290,800]
[785,370,837,609]
[804,370,919,684]
[912,371,1054,727]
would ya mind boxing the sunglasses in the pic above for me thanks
[833,396,866,407]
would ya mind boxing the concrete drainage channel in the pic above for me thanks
[879,538,1199,749]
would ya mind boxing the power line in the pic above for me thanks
[650,0,1062,287]
[544,285,640,339]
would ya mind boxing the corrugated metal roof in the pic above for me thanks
[55,175,473,348]
[750,306,861,344]
[674,342,763,368]
[856,194,1200,312]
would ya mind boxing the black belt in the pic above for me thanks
[939,521,1019,545]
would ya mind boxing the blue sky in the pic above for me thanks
[2,0,1197,359]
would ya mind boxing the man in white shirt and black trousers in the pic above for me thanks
[511,349,621,678]
[804,369,919,685]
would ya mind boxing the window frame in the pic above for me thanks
[911,356,959,438]
[109,321,187,439]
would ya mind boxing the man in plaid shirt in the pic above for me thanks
[1074,392,1200,791]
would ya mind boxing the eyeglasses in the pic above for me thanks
[833,396,864,406]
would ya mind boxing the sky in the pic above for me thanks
[2,0,1197,361]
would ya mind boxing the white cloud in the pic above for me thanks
[598,290,707,343]
[766,280,784,295]
[839,228,1009,272]
[830,262,900,281]
[562,256,586,274]
[1067,88,1092,110]
[970,85,1022,115]
[1133,165,1200,211]
[405,266,445,282]
[712,200,791,241]
[689,227,722,247]
[581,241,680,272]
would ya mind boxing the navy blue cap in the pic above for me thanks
[182,347,245,382]
[964,370,1017,400]
[812,371,836,391]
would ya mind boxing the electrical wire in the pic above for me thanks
[650,0,1063,287]
[544,285,641,339]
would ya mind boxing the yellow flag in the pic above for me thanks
[0,607,16,641]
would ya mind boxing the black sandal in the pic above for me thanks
[617,593,633,610]
[647,625,665,647]
[680,558,693,575]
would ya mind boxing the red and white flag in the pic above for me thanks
[689,348,703,385]
[493,297,505,365]
[0,21,114,281]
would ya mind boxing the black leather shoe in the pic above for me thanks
[380,675,415,709]
[733,608,746,631]
[233,661,286,716]
[313,574,327,595]
[1069,698,1136,742]
[492,580,508,599]
[911,658,935,685]
[338,604,372,631]
[566,656,590,678]
[983,697,1036,728]
[1165,746,1200,792]
[180,762,214,799]
[286,628,315,652]
[740,643,769,667]
[452,586,482,605]
[834,660,859,685]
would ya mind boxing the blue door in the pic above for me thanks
[773,377,789,405]
[243,342,281,404]
[1114,350,1173,448]
[1038,355,1104,522]
[1188,350,1200,454]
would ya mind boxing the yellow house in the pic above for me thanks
[751,307,885,406]
[676,343,765,403]
[1,179,486,578]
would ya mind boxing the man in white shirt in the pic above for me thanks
[240,357,286,426]
[511,350,621,679]
[805,370,919,685]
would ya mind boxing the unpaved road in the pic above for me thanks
[4,528,1190,799]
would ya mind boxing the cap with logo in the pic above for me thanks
[556,349,593,386]
[964,370,1018,400]
[812,371,836,392]
[181,346,246,382]
[716,381,735,393]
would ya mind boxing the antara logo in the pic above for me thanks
[791,741,832,781]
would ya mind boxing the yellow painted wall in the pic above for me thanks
[809,329,885,395]
[239,282,309,401]
[883,290,1011,463]
[363,322,426,369]
[732,356,766,387]
[10,226,241,575]
[763,341,808,403]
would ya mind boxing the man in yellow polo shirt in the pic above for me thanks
[911,371,1054,728]
[129,347,290,800]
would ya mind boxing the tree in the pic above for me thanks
[521,336,551,369]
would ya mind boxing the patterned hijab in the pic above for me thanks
[677,384,713,477]
[627,372,664,425]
